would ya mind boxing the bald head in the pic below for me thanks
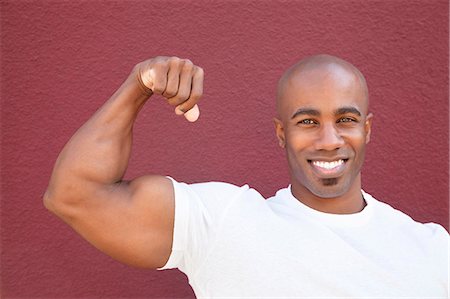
[276,54,369,120]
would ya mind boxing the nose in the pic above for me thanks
[314,123,345,151]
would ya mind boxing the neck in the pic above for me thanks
[290,177,365,214]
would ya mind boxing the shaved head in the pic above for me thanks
[276,54,369,120]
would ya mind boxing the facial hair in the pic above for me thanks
[322,178,338,186]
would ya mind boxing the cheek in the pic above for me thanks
[342,128,368,149]
[284,131,314,172]
[285,129,314,150]
[347,135,368,163]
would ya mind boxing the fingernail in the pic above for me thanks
[184,105,200,122]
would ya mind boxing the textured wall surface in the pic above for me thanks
[1,0,448,298]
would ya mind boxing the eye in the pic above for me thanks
[298,119,317,125]
[338,117,357,123]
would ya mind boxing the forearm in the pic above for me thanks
[46,68,151,201]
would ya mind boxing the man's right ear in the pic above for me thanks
[273,118,285,148]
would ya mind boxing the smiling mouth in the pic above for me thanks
[312,159,346,170]
[308,159,348,177]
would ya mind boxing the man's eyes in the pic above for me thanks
[296,117,358,126]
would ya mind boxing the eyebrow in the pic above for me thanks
[291,108,320,119]
[335,106,362,117]
[291,106,362,119]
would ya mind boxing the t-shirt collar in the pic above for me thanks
[277,186,375,227]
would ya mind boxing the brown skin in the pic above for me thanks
[45,54,371,271]
[274,54,373,214]
[44,57,203,269]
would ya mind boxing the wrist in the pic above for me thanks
[107,71,152,110]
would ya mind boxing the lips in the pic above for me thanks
[308,158,348,178]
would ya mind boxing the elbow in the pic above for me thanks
[44,169,90,220]
[43,187,78,220]
[43,189,56,212]
[43,188,68,218]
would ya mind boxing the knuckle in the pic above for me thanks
[182,59,194,70]
[154,60,165,68]
[154,57,171,70]
[154,56,168,62]
[195,66,204,76]
[169,56,180,66]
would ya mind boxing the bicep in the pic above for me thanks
[63,175,175,269]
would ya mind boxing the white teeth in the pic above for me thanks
[312,159,344,170]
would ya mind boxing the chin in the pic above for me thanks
[306,178,352,199]
[310,187,347,199]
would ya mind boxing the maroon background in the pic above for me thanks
[1,1,448,298]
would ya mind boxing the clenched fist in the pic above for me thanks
[135,56,204,122]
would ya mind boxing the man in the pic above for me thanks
[44,55,449,297]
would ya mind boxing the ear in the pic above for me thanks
[273,118,286,148]
[364,113,373,144]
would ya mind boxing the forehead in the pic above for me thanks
[277,61,368,119]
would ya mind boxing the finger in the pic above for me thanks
[166,59,194,106]
[150,59,169,95]
[182,104,200,122]
[162,57,181,98]
[175,66,204,114]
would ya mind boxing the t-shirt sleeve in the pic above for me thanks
[158,177,249,274]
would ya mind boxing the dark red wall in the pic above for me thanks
[1,1,448,298]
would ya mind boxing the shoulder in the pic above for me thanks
[168,178,251,201]
[167,177,267,213]
[190,181,250,197]
[364,190,449,240]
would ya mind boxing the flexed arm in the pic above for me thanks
[44,57,204,269]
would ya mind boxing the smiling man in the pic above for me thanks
[45,55,448,298]
[275,55,372,214]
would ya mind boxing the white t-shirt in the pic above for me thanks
[159,179,449,298]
